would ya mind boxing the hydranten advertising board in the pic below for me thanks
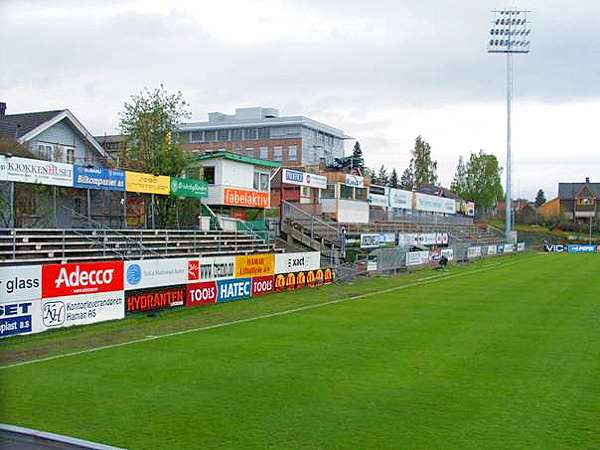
[2,156,73,187]
[42,261,124,298]
[187,281,217,307]
[217,278,251,303]
[223,188,269,208]
[41,291,124,330]
[235,254,274,278]
[73,166,125,191]
[126,284,186,313]
[170,177,208,199]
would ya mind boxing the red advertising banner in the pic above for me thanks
[188,259,200,282]
[223,188,270,208]
[42,261,124,298]
[252,275,274,297]
[126,284,186,313]
[187,281,217,307]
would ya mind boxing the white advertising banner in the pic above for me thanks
[414,193,456,215]
[41,291,124,330]
[360,233,381,249]
[125,258,190,290]
[275,252,320,274]
[441,248,454,261]
[467,246,482,258]
[196,255,236,281]
[503,244,514,253]
[517,242,526,252]
[379,233,396,244]
[406,251,430,266]
[368,193,388,207]
[2,156,73,187]
[282,169,327,189]
[388,188,412,209]
[0,265,42,302]
[487,245,498,256]
[345,174,364,188]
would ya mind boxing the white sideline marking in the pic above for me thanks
[1,259,517,371]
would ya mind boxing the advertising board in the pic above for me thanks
[274,252,320,274]
[2,156,73,187]
[198,256,236,281]
[503,244,514,253]
[436,233,449,245]
[73,166,125,191]
[517,242,526,252]
[568,244,596,253]
[0,300,41,338]
[235,254,274,278]
[544,244,567,253]
[217,278,251,303]
[388,188,412,209]
[487,245,498,256]
[41,291,124,329]
[223,188,269,208]
[467,247,482,258]
[345,174,364,188]
[282,169,327,189]
[414,193,456,215]
[0,265,41,301]
[360,233,381,249]
[170,177,208,199]
[368,192,388,207]
[125,171,170,195]
[252,275,274,297]
[440,248,454,261]
[274,268,333,291]
[406,251,430,266]
[124,258,188,290]
[42,261,124,298]
[187,281,217,307]
[126,284,186,313]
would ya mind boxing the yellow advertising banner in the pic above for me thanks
[126,171,170,195]
[235,254,275,278]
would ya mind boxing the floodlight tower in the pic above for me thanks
[488,8,532,242]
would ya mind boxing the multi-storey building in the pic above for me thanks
[179,107,351,167]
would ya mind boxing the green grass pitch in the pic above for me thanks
[2,254,600,449]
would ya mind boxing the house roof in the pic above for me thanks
[1,109,109,162]
[558,182,600,199]
[193,151,280,168]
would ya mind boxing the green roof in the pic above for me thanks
[193,151,280,168]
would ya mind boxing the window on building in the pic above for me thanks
[301,186,311,197]
[217,129,229,141]
[253,172,269,191]
[322,184,336,199]
[288,146,297,161]
[190,131,203,142]
[259,147,269,160]
[231,129,242,141]
[37,143,53,160]
[273,146,283,161]
[204,130,216,142]
[203,166,216,185]
[244,148,255,157]
[355,187,368,201]
[257,127,270,139]
[244,128,257,140]
[66,148,74,164]
[340,184,353,200]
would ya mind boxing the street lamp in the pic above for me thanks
[488,8,532,243]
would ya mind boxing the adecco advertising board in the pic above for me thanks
[0,265,42,338]
[274,252,320,274]
[40,261,125,331]
[282,169,327,189]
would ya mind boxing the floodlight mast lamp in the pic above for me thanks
[488,8,531,242]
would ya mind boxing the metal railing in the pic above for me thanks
[282,201,341,245]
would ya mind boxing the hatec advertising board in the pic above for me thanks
[42,261,124,298]
[126,284,186,313]
[217,278,252,303]
[187,281,217,307]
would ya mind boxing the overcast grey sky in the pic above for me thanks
[1,0,599,199]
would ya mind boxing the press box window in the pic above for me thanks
[254,172,269,191]
[231,129,242,141]
[257,127,270,139]
[273,146,283,161]
[322,184,335,199]
[217,129,229,141]
[203,166,216,184]
[244,128,257,140]
[204,131,216,142]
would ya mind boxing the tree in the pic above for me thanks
[534,189,546,207]
[119,85,191,228]
[389,168,399,188]
[450,156,467,195]
[376,165,389,186]
[410,136,438,189]
[399,167,414,190]
[351,141,365,172]
[455,150,504,212]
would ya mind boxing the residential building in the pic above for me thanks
[179,107,351,166]
[557,177,599,222]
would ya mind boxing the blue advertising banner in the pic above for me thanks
[0,301,34,338]
[567,244,596,253]
[217,278,251,303]
[73,166,125,191]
